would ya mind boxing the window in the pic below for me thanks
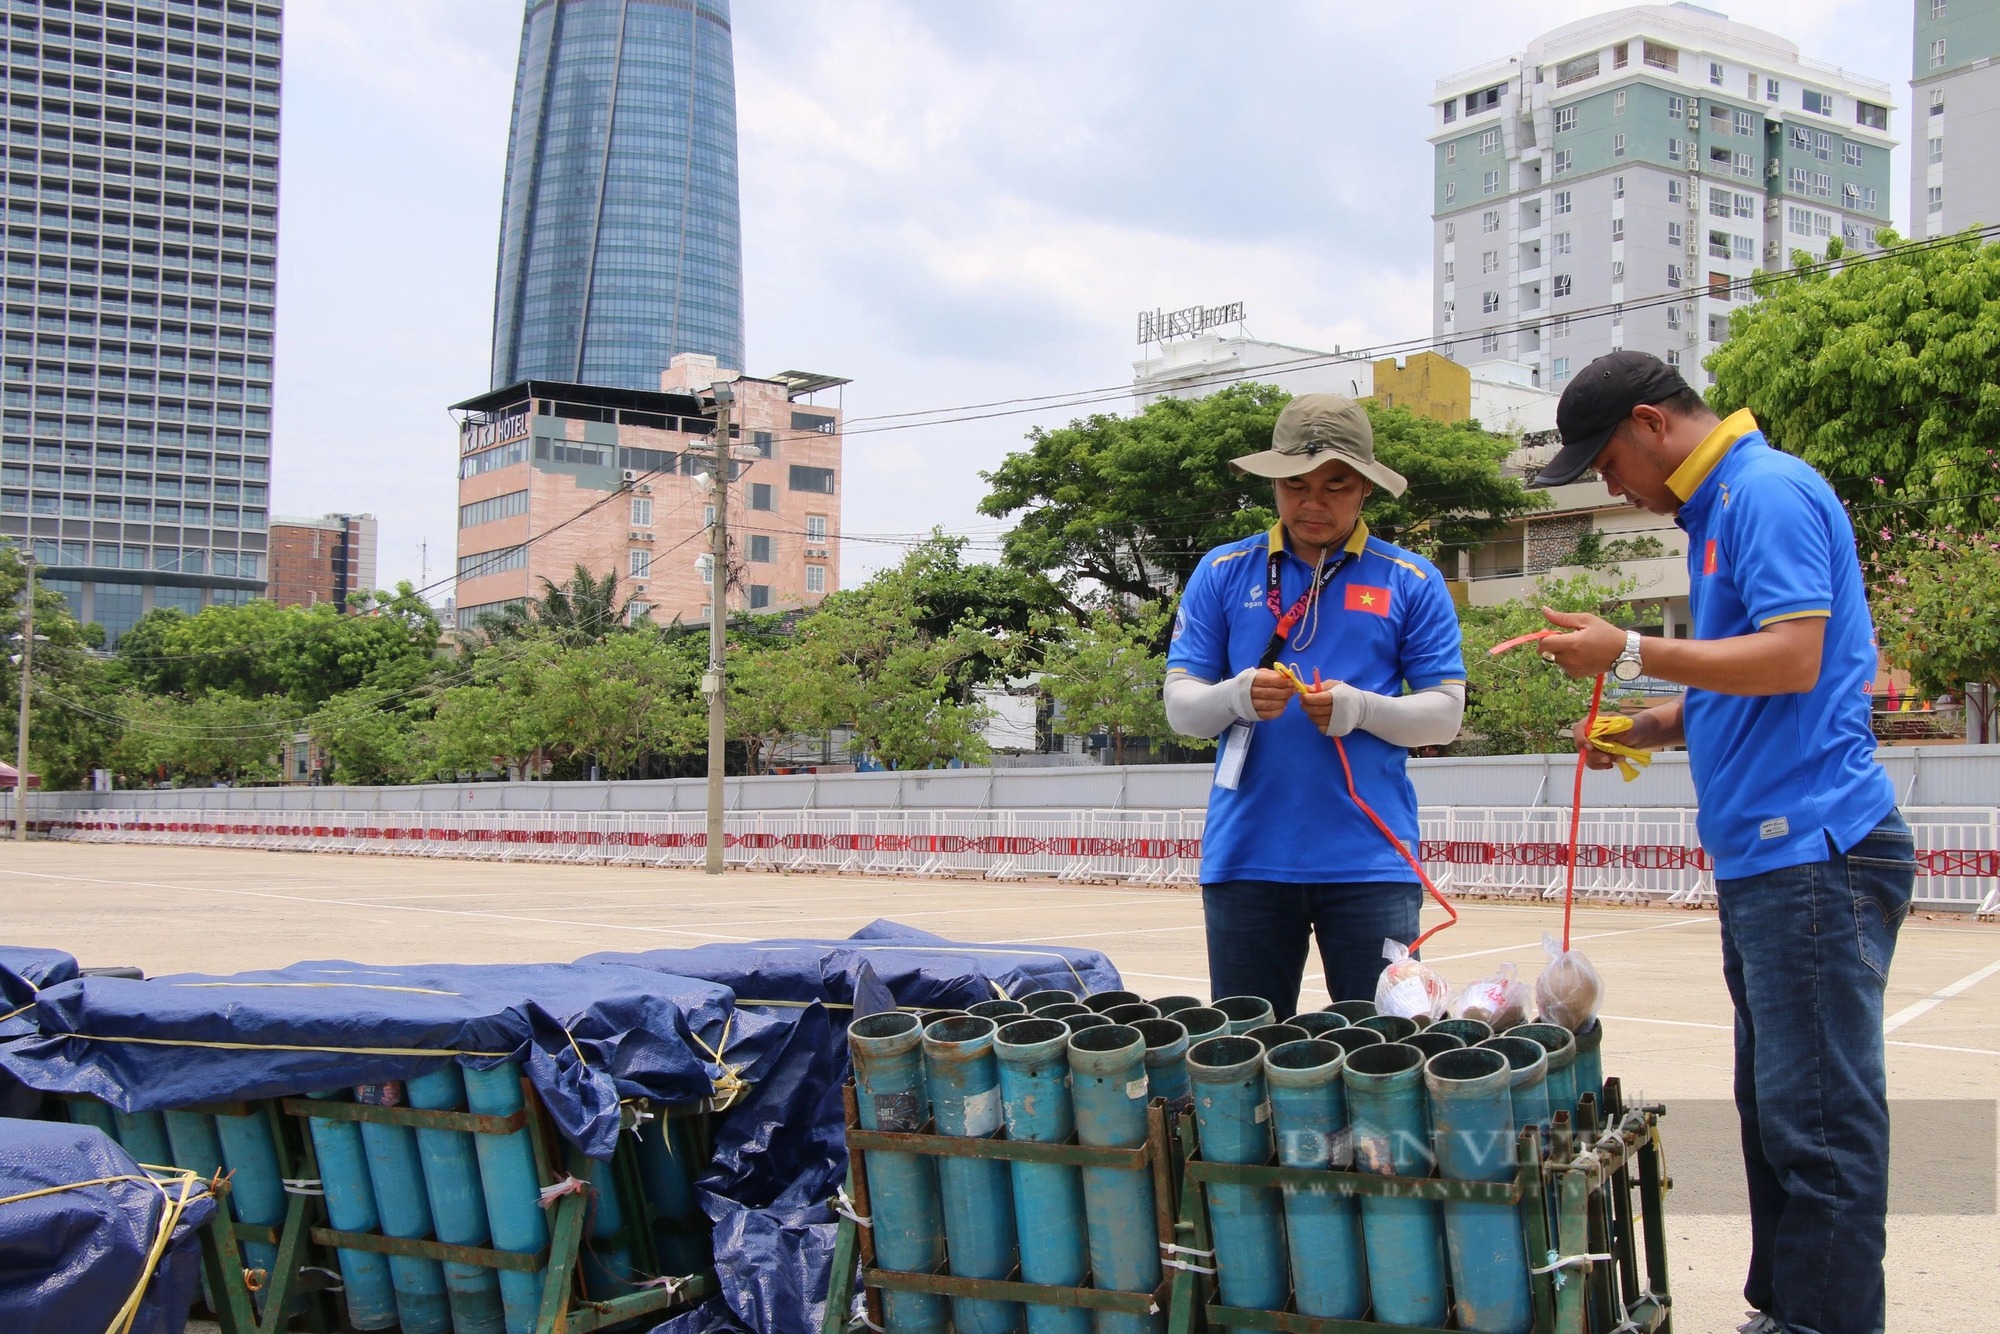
[805,565,826,594]
[1667,305,1682,331]
[751,430,775,459]
[1856,101,1887,130]
[1788,125,1810,151]
[1734,235,1754,262]
[1734,192,1756,219]
[1709,61,1724,86]
[1444,261,1455,282]
[1931,90,1945,116]
[1482,209,1500,233]
[1789,206,1829,237]
[1554,107,1576,133]
[1553,191,1572,216]
[748,586,771,611]
[1614,90,1626,114]
[1710,187,1732,218]
[697,554,714,586]
[750,482,774,511]
[1551,316,1569,339]
[1928,186,1944,215]
[457,546,527,580]
[1443,100,1457,124]
[748,535,772,563]
[1612,218,1625,241]
[1482,291,1500,314]
[1709,314,1730,343]
[1612,304,1625,328]
[705,504,718,530]
[1864,187,1879,212]
[1444,221,1456,242]
[629,549,651,578]
[1613,133,1625,157]
[1481,170,1501,195]
[1466,85,1503,114]
[1709,271,1735,299]
[1928,136,1943,165]
[1611,260,1625,281]
[1481,333,1501,354]
[1613,175,1625,199]
[1666,95,1686,120]
[1482,250,1500,274]
[1553,274,1572,298]
[1554,53,1600,88]
[1552,356,1571,385]
[630,497,652,526]
[1667,263,1683,289]
[459,490,528,528]
[1733,110,1755,137]
[789,465,836,494]
[1552,231,1572,256]
[1613,42,1629,69]
[1813,132,1833,161]
[1667,350,1681,369]
[1667,221,1684,248]
[1644,41,1679,72]
[806,514,829,542]
[1444,183,1457,205]
[1932,0,1946,15]
[1766,78,1780,103]
[791,411,839,435]
[1709,230,1732,258]
[1814,172,1831,199]
[1445,143,1457,166]
[1734,151,1755,178]
[1930,39,1946,70]
[1479,129,1500,155]
[1667,137,1684,164]
[1710,145,1734,172]
[1803,89,1833,115]
[628,602,652,625]
[1788,165,1809,194]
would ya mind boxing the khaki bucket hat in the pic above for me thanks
[1230,393,1408,497]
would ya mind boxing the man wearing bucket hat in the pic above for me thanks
[1530,350,1912,1334]
[1163,393,1466,1019]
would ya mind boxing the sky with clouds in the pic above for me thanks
[271,0,1916,595]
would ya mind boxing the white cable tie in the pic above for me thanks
[537,1174,591,1208]
[300,1265,344,1292]
[281,1177,324,1196]
[1160,1257,1217,1275]
[1529,1250,1615,1273]
[637,1274,688,1299]
[833,1187,872,1229]
[1159,1243,1214,1258]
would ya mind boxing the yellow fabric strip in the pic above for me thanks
[1586,715,1654,783]
[1267,519,1371,560]
[1667,407,1758,501]
[1758,609,1831,626]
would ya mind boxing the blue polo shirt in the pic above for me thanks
[1167,520,1465,884]
[1671,409,1895,879]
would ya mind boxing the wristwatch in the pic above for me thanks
[1612,630,1645,682]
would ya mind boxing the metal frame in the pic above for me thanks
[823,1081,1177,1334]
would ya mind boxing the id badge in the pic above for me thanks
[1215,722,1253,790]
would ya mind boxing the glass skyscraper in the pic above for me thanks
[489,0,744,392]
[0,0,280,645]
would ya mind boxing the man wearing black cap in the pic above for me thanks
[1532,350,1913,1334]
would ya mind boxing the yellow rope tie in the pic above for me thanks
[170,982,463,996]
[0,1002,32,1025]
[688,1014,750,1112]
[1585,715,1654,783]
[51,1033,516,1059]
[0,1168,206,1334]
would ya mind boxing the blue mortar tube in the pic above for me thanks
[163,1111,228,1315]
[917,1009,964,1027]
[355,1084,452,1334]
[580,1156,639,1300]
[993,1018,1091,1334]
[1322,1028,1383,1061]
[405,1066,507,1333]
[1356,1014,1418,1044]
[1265,1040,1368,1320]
[1064,1012,1113,1033]
[303,1092,400,1331]
[463,1063,550,1334]
[111,1110,174,1168]
[1149,995,1205,1017]
[1477,1037,1551,1139]
[1083,989,1144,1014]
[1173,1008,1228,1044]
[1405,1031,1464,1062]
[1133,1018,1192,1113]
[1508,1024,1579,1124]
[1243,1023,1307,1050]
[1105,1002,1161,1025]
[1426,1048,1533,1334]
[1572,1020,1604,1110]
[215,1107,299,1322]
[1187,1035,1285,1313]
[1324,999,1378,1023]
[1430,1018,1494,1047]
[1068,1023,1164,1334]
[68,1098,118,1138]
[1020,989,1078,1013]
[849,1011,948,1334]
[968,999,1028,1022]
[923,1015,1021,1334]
[1213,996,1275,1035]
[1343,1043,1448,1329]
[635,1112,707,1276]
[1289,1012,1347,1039]
[1038,1002,1092,1022]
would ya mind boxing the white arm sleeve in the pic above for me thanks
[1163,668,1259,739]
[1323,682,1465,748]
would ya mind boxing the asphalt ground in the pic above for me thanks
[5,843,1996,1333]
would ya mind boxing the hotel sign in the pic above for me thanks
[1137,300,1245,345]
[460,408,530,455]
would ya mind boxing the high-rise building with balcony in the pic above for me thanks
[1431,5,1895,393]
[489,0,744,393]
[1912,0,2000,236]
[0,0,281,644]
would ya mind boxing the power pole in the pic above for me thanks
[14,553,32,842]
[703,384,735,875]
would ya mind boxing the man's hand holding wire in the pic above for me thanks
[1249,668,1298,720]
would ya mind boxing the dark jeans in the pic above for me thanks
[1715,810,1914,1334]
[1201,879,1421,1020]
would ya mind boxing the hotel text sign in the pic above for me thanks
[1137,301,1245,345]
[460,409,530,455]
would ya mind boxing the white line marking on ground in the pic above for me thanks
[1883,957,2000,1034]
[1604,1011,2000,1059]
[1430,915,1716,963]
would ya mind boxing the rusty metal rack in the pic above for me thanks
[1167,1078,1672,1334]
[823,1080,1179,1334]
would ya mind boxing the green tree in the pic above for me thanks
[472,564,637,647]
[308,687,429,785]
[534,633,704,778]
[1036,602,1193,764]
[1,541,120,787]
[109,689,295,787]
[1707,230,2000,557]
[1871,532,2000,740]
[1452,573,1639,756]
[978,386,1543,606]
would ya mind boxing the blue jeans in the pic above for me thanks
[1715,811,1914,1334]
[1201,880,1421,1020]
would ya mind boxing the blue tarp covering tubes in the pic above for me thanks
[0,922,1123,1334]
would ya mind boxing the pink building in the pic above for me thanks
[451,354,844,630]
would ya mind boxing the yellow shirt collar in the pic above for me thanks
[1667,407,1759,501]
[1268,518,1370,559]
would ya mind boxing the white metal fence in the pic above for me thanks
[37,804,1999,913]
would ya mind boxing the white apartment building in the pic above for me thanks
[1912,0,2000,235]
[1432,4,1897,392]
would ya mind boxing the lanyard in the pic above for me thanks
[1259,532,1349,669]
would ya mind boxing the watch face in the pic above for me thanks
[1614,659,1642,681]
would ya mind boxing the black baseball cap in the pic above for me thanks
[1530,350,1693,488]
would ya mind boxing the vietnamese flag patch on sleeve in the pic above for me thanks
[1344,584,1392,617]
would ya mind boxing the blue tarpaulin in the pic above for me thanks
[0,960,788,1159]
[1,945,79,1036]
[0,1117,217,1334]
